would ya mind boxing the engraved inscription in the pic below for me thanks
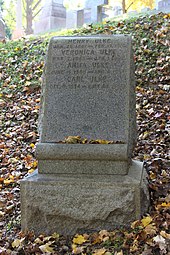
[49,38,118,89]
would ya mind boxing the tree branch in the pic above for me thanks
[33,7,42,19]
[32,0,41,11]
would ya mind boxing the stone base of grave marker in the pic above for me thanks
[21,160,149,235]
[36,143,131,175]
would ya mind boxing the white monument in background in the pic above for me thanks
[84,0,108,22]
[34,0,66,34]
[12,0,25,39]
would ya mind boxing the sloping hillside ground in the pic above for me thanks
[0,12,170,254]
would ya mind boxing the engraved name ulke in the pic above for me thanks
[61,49,115,56]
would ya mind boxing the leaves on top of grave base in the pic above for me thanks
[56,136,125,144]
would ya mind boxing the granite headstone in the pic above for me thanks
[21,35,149,235]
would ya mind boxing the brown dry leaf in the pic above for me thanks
[160,231,170,239]
[72,243,84,254]
[130,239,139,252]
[64,136,81,144]
[144,224,157,236]
[91,232,101,245]
[99,230,110,242]
[131,220,140,229]
[92,248,106,255]
[115,251,124,255]
[0,211,5,217]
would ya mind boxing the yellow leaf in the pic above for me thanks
[116,251,124,255]
[141,216,152,227]
[51,232,59,239]
[12,238,25,248]
[73,234,87,245]
[28,169,35,174]
[161,202,170,207]
[95,140,110,144]
[93,248,106,255]
[160,231,170,239]
[0,211,5,217]
[12,239,21,248]
[3,179,14,185]
[39,242,54,253]
[14,47,20,51]
[34,237,43,244]
[149,171,156,180]
[163,14,170,18]
[32,161,38,168]
[30,143,35,148]
[65,136,81,144]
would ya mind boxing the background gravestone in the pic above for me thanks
[34,0,66,34]
[21,35,149,235]
[84,0,109,22]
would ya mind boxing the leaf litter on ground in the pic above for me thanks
[0,12,170,254]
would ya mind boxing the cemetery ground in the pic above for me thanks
[0,12,170,255]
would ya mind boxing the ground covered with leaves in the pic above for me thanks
[0,12,170,255]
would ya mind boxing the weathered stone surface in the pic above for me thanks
[39,36,136,159]
[36,143,129,174]
[21,160,149,235]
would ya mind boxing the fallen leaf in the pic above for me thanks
[39,242,54,253]
[160,231,170,239]
[141,216,152,227]
[153,235,167,251]
[93,248,106,255]
[73,234,87,245]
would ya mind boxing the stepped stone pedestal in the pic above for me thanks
[21,35,149,235]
